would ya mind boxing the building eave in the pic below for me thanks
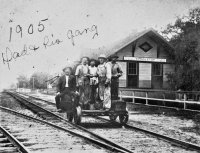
[107,28,174,58]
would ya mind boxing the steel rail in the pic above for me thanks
[17,92,55,105]
[0,125,30,153]
[95,116,200,152]
[5,91,133,153]
[15,92,200,152]
[0,106,130,153]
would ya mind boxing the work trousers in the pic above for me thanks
[55,88,74,112]
[55,94,61,109]
[111,77,119,100]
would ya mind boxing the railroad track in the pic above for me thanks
[95,116,200,151]
[0,106,116,153]
[79,115,200,152]
[4,91,133,153]
[0,125,30,153]
[6,91,200,152]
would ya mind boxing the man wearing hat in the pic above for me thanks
[55,66,76,113]
[75,57,90,108]
[97,54,112,109]
[88,59,98,109]
[109,54,123,100]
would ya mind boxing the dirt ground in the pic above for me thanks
[127,103,200,145]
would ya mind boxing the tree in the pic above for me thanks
[17,75,30,88]
[161,8,200,91]
[9,83,17,89]
[30,72,50,89]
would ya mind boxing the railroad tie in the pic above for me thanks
[0,147,18,153]
[0,137,8,142]
[0,142,13,147]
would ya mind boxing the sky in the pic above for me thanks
[0,0,200,91]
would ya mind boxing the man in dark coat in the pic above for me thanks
[55,66,77,112]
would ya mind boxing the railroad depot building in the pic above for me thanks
[107,29,175,89]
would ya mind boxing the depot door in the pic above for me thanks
[152,63,163,89]
[127,62,138,88]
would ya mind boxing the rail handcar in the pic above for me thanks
[66,96,129,125]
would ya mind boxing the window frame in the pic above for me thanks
[128,62,138,75]
[152,63,163,76]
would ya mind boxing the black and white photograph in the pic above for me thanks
[1,0,200,152]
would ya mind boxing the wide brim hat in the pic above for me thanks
[98,54,107,59]
[62,66,72,72]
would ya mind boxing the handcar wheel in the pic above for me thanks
[119,114,129,125]
[109,114,117,122]
[74,106,82,125]
[67,112,73,122]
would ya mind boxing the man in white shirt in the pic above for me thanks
[88,59,98,109]
[97,54,112,109]
[75,57,90,108]
[56,67,76,113]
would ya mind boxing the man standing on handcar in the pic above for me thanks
[75,57,90,109]
[109,54,123,100]
[88,59,98,110]
[97,54,112,109]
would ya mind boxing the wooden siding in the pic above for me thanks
[118,61,127,87]
[139,63,151,88]
[134,36,157,58]
[111,32,174,89]
[115,35,172,61]
[116,45,133,60]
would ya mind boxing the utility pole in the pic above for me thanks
[32,77,35,90]
[47,76,48,89]
[46,75,49,94]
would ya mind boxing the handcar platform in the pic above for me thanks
[71,100,129,124]
[82,110,109,116]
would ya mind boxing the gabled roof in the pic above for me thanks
[79,28,174,60]
[106,28,174,58]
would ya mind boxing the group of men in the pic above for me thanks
[55,54,123,112]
